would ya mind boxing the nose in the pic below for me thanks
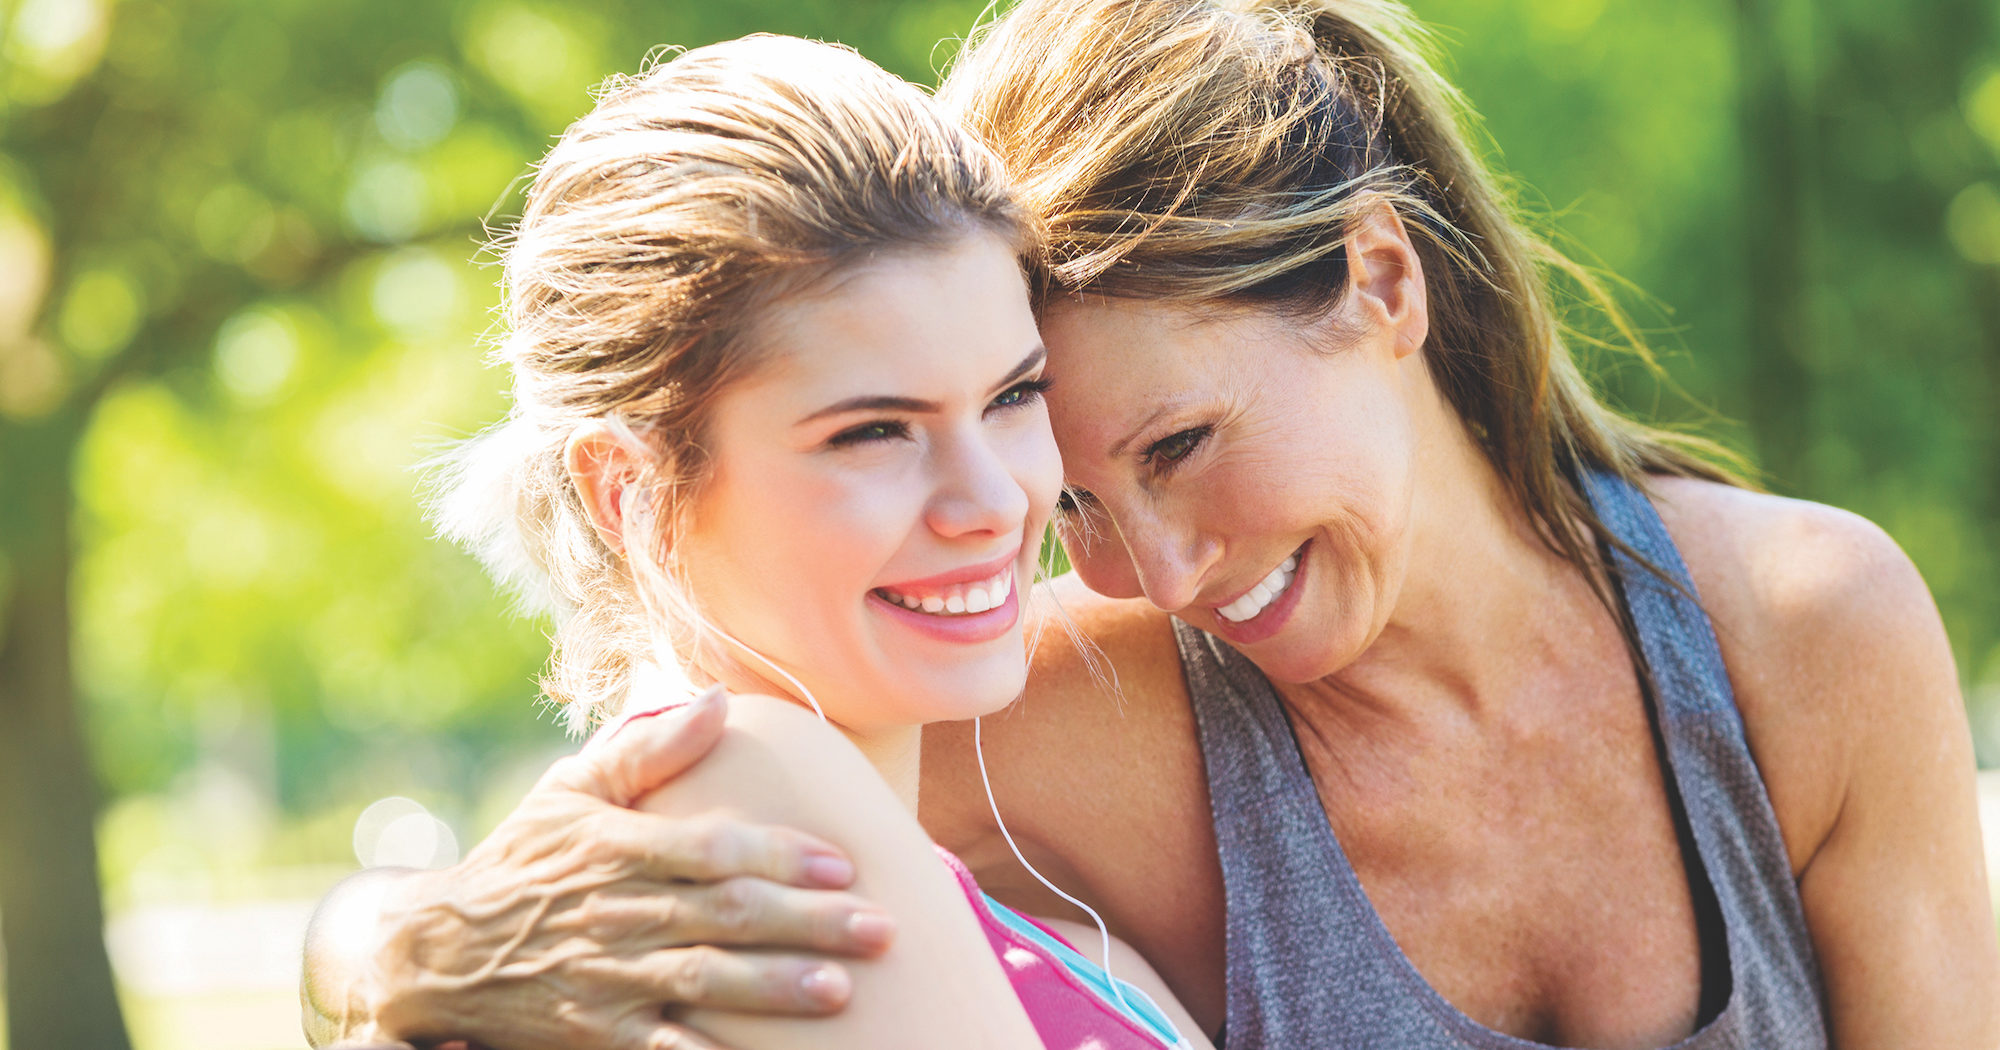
[1067,496,1214,612]
[925,427,1030,540]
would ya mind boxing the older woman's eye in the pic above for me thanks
[1057,487,1098,514]
[1144,426,1211,470]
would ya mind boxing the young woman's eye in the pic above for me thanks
[1144,426,1211,470]
[988,377,1052,412]
[826,420,909,448]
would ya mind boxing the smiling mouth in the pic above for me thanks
[873,566,1015,617]
[1215,547,1302,624]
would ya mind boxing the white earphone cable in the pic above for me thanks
[974,714,1132,1014]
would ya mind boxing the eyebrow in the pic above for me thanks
[795,345,1046,426]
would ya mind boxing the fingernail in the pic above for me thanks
[846,910,894,950]
[596,686,724,747]
[800,963,851,1007]
[803,853,854,887]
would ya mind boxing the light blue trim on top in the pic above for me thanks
[980,892,1191,1049]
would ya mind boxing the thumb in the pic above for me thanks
[547,686,729,805]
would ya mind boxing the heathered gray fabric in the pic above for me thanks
[1177,469,1827,1049]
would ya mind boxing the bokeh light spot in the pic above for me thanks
[353,797,459,869]
[377,61,461,152]
[1945,181,2000,266]
[1965,66,2000,158]
[371,247,462,335]
[58,267,145,359]
[213,307,299,404]
[344,160,429,243]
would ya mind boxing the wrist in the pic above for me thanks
[363,866,457,1041]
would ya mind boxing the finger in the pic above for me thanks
[612,947,854,1016]
[596,807,858,890]
[609,1013,732,1050]
[545,689,728,805]
[592,877,892,956]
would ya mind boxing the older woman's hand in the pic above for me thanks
[302,690,896,1050]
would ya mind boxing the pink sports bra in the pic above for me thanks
[937,848,1189,1050]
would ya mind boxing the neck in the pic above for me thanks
[1304,370,1606,725]
[688,656,925,815]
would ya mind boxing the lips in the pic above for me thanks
[873,565,1014,616]
[1205,541,1309,646]
[867,548,1025,644]
[1215,553,1299,623]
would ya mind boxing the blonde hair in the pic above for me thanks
[942,0,1744,600]
[433,35,1028,731]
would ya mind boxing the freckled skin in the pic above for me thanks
[922,213,2000,1047]
[1041,300,1418,684]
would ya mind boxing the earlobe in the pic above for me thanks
[1344,204,1429,360]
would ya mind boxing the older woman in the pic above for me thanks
[311,0,2000,1046]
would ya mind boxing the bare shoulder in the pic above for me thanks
[1647,476,1937,637]
[1022,572,1187,716]
[1645,475,1959,872]
[638,692,903,833]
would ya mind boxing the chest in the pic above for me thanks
[1288,672,1715,1047]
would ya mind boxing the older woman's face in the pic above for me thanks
[1039,292,1426,683]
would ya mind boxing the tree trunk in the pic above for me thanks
[1735,0,1814,493]
[0,412,133,1050]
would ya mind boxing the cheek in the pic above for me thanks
[1057,507,1142,597]
[690,459,917,627]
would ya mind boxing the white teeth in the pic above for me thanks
[1216,556,1299,624]
[879,567,1014,619]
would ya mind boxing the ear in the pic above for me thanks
[1343,203,1429,361]
[565,421,650,556]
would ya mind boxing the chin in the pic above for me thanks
[1244,613,1375,684]
[910,662,1028,724]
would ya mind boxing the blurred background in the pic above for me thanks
[0,0,1997,1046]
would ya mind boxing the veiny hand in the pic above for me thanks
[347,690,895,1050]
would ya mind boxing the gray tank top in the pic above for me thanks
[1176,469,1827,1049]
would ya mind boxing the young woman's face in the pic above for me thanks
[675,233,1060,735]
[1037,294,1424,684]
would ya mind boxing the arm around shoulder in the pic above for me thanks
[639,693,1044,1050]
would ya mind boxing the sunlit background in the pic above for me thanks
[1,0,1997,1046]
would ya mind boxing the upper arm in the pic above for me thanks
[636,694,1043,1050]
[1656,480,2000,1045]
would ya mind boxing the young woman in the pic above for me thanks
[302,34,1203,1050]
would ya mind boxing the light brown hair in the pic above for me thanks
[434,35,1028,730]
[941,0,1743,599]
